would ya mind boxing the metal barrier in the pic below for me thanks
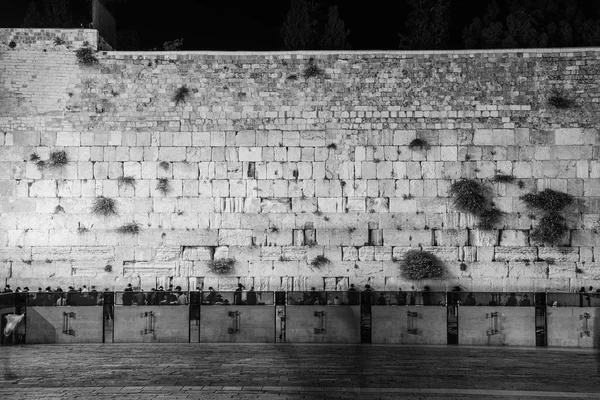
[3,290,600,346]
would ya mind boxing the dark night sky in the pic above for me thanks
[1,0,490,50]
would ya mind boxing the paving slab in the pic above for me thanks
[0,343,599,399]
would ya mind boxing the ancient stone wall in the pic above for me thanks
[1,28,600,292]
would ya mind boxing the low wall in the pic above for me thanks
[285,306,361,343]
[113,305,188,343]
[26,306,103,344]
[371,306,447,344]
[458,306,536,346]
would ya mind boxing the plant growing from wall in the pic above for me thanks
[310,255,330,269]
[173,85,190,105]
[77,224,89,234]
[49,150,68,167]
[159,161,170,171]
[449,179,486,215]
[9,41,16,49]
[104,264,113,272]
[303,58,324,79]
[547,88,572,109]
[491,174,515,183]
[53,37,65,46]
[29,153,40,162]
[117,176,136,188]
[92,196,117,216]
[449,178,503,230]
[117,222,141,235]
[398,250,443,280]
[408,138,430,151]
[75,42,98,66]
[208,258,235,274]
[520,189,574,245]
[156,178,171,195]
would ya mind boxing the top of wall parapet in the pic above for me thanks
[2,28,600,57]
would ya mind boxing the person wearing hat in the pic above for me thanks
[156,286,166,304]
[234,283,245,305]
[362,285,373,305]
[519,294,531,307]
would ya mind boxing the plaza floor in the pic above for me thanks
[0,343,599,399]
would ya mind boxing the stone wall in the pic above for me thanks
[1,28,600,292]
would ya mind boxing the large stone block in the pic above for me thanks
[494,246,538,262]
[261,198,291,213]
[499,230,529,246]
[434,229,468,246]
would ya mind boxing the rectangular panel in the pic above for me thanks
[26,306,104,344]
[371,306,447,344]
[113,306,188,343]
[458,306,535,346]
[200,306,275,343]
[285,306,360,343]
[546,307,600,347]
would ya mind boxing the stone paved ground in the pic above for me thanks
[0,344,599,399]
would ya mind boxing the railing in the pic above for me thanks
[2,291,599,307]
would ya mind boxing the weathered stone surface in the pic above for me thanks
[434,229,468,246]
[494,247,538,262]
[181,246,213,261]
[499,230,529,247]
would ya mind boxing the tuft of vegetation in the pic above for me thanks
[9,41,16,49]
[327,143,337,150]
[54,205,65,214]
[49,150,68,167]
[279,256,291,262]
[156,178,171,195]
[449,179,487,215]
[492,174,515,183]
[408,138,430,151]
[547,88,572,109]
[117,176,136,188]
[530,212,568,245]
[77,224,89,235]
[286,74,298,81]
[310,255,330,269]
[302,58,324,79]
[269,226,279,233]
[208,258,235,274]
[75,42,98,66]
[29,153,40,162]
[53,37,65,46]
[398,250,443,280]
[36,160,46,171]
[92,196,117,216]
[159,161,170,171]
[477,207,503,230]
[104,264,112,272]
[520,189,574,213]
[173,85,190,105]
[117,221,141,235]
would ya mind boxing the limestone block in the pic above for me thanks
[300,131,325,147]
[499,230,529,246]
[342,246,358,261]
[391,246,413,261]
[218,229,252,246]
[0,246,31,262]
[29,180,56,197]
[508,261,547,278]
[213,246,230,259]
[374,246,392,261]
[574,263,600,279]
[494,246,538,262]
[11,261,72,279]
[434,229,468,246]
[261,198,291,213]
[358,246,375,261]
[555,128,598,145]
[538,247,579,263]
[123,261,177,277]
[260,246,281,261]
[389,198,417,213]
[281,246,307,261]
[367,197,389,213]
[476,245,493,261]
[245,260,274,276]
[239,147,262,161]
[163,229,219,246]
[383,229,433,247]
[393,130,416,145]
[548,263,576,279]
[158,147,186,161]
[462,246,477,262]
[579,247,594,262]
[421,246,459,261]
[571,230,596,247]
[469,262,509,278]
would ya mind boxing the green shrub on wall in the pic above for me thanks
[520,189,574,245]
[208,258,235,274]
[398,250,443,280]
[92,196,117,216]
[449,179,486,215]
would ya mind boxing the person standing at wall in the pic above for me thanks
[347,284,359,305]
[234,283,245,305]
[246,287,257,305]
